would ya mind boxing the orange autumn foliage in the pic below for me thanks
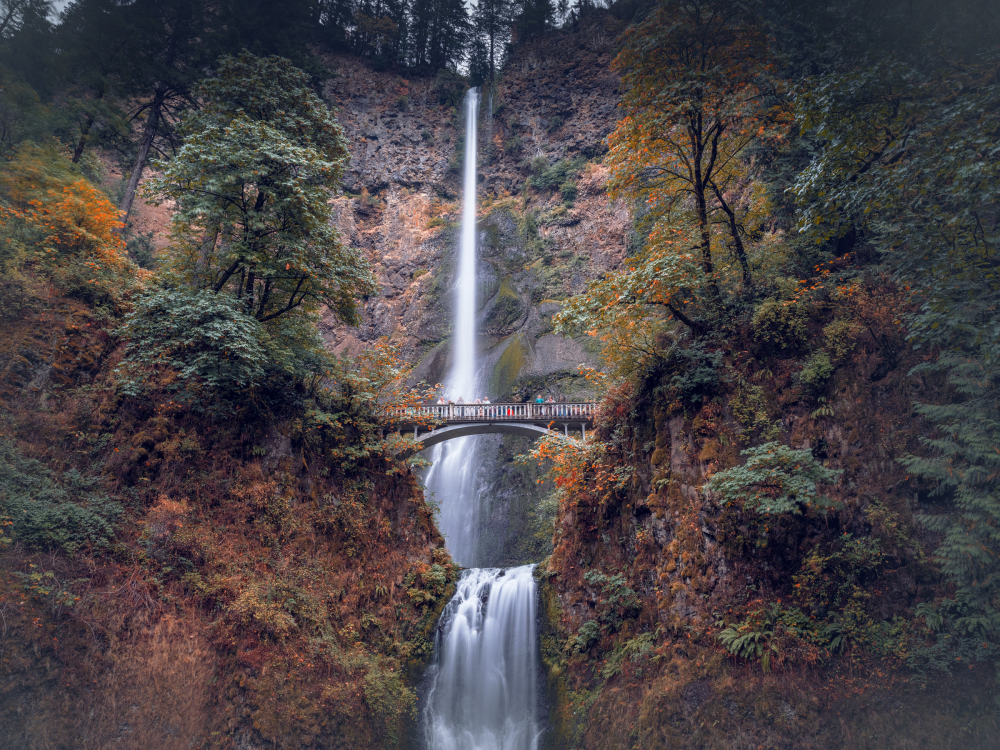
[0,142,146,290]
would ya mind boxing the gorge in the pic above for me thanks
[1,1,999,749]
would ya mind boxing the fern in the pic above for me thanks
[707,441,842,515]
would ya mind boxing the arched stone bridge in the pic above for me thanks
[386,402,597,452]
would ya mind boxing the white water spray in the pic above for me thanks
[423,566,541,750]
[421,89,542,749]
[423,88,483,567]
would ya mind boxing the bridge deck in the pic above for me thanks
[387,402,597,429]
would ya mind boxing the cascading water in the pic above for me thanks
[421,89,542,749]
[423,567,541,750]
[422,87,483,567]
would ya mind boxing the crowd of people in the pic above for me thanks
[432,393,576,417]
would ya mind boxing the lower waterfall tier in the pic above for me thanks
[423,565,540,750]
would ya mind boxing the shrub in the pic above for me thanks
[0,437,121,556]
[823,318,859,359]
[559,180,578,203]
[707,441,842,515]
[0,141,145,305]
[529,156,586,191]
[583,570,641,635]
[798,350,834,391]
[114,288,269,398]
[751,279,810,350]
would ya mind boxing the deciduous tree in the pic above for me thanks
[606,0,788,311]
[148,53,376,325]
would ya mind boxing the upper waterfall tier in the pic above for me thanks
[450,87,480,402]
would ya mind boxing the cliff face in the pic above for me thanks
[321,13,628,400]
[321,17,631,567]
[533,282,999,749]
[0,290,457,749]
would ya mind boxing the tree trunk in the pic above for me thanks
[119,83,168,227]
[72,114,95,164]
[712,184,752,290]
[72,88,105,164]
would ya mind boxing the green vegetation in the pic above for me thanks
[0,437,121,556]
[708,442,841,516]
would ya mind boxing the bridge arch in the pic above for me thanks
[415,421,551,450]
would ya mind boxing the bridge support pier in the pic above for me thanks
[581,424,586,441]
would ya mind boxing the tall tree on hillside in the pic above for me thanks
[409,0,468,70]
[115,0,216,226]
[512,0,554,44]
[555,0,788,362]
[473,0,512,83]
[351,0,408,64]
[215,0,331,78]
[57,0,133,163]
[607,0,786,309]
[148,53,377,324]
[0,0,55,97]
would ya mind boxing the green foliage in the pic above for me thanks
[791,32,1000,639]
[404,564,451,607]
[708,441,842,515]
[433,68,467,108]
[717,617,779,673]
[363,662,417,735]
[823,318,858,359]
[600,631,656,679]
[573,619,601,654]
[14,564,87,612]
[729,377,779,441]
[900,345,1000,636]
[114,288,270,398]
[794,533,885,617]
[908,600,1000,678]
[148,52,376,326]
[528,156,586,192]
[751,282,809,350]
[717,602,847,671]
[666,341,723,406]
[797,350,833,392]
[583,569,641,635]
[0,437,120,556]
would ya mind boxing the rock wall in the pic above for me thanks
[320,14,632,566]
[321,13,629,401]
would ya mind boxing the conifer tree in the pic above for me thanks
[473,0,512,83]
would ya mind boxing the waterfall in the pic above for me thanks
[423,87,483,567]
[420,89,542,750]
[423,566,541,750]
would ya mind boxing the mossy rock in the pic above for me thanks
[489,335,528,396]
[484,277,526,333]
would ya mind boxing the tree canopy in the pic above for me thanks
[148,53,376,325]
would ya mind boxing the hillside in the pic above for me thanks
[0,0,999,748]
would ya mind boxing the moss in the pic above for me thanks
[489,334,528,396]
[484,277,526,332]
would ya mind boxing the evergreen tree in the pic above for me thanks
[513,0,554,44]
[408,0,469,71]
[114,0,216,226]
[0,0,56,98]
[57,0,134,163]
[472,0,512,83]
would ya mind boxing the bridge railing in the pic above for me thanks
[384,402,597,423]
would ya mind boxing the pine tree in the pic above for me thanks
[472,0,512,83]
